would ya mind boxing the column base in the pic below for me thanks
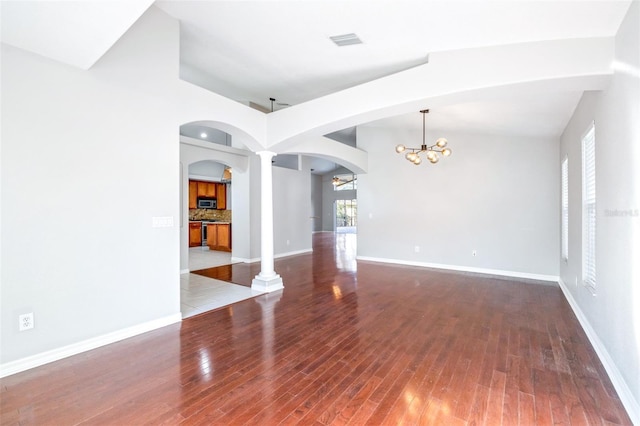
[251,274,284,293]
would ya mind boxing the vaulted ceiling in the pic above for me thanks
[1,1,632,146]
[155,0,630,110]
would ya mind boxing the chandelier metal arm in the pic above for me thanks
[404,144,446,153]
[394,109,452,165]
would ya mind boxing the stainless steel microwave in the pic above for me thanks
[197,197,217,209]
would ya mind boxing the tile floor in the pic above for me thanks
[186,246,233,271]
[181,247,264,318]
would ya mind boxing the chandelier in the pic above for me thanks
[395,109,452,165]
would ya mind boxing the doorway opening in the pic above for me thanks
[335,199,357,234]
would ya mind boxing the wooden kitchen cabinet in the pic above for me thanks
[207,223,231,252]
[188,181,197,209]
[216,183,226,210]
[197,181,216,198]
[205,182,216,197]
[189,222,202,247]
[190,180,226,210]
[196,181,206,197]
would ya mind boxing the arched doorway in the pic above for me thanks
[179,123,253,318]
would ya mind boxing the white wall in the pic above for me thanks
[310,174,323,232]
[559,1,640,419]
[1,8,183,365]
[272,158,312,256]
[357,126,559,278]
[228,160,253,263]
[0,6,266,372]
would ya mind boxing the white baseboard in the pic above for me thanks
[558,279,640,425]
[0,313,182,378]
[275,248,313,259]
[231,256,260,263]
[356,256,559,282]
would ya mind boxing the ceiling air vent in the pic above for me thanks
[329,33,362,47]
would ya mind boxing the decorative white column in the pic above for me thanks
[251,151,284,292]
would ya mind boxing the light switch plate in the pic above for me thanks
[152,216,174,228]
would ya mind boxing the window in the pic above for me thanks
[333,174,357,191]
[581,123,596,291]
[335,199,357,229]
[561,157,569,261]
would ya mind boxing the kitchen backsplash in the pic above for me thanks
[189,209,232,222]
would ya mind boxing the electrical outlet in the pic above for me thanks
[414,246,420,253]
[472,250,477,257]
[19,313,34,331]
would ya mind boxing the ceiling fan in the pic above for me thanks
[332,175,355,187]
[269,97,290,112]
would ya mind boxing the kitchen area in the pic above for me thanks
[188,175,232,252]
[183,169,254,320]
[181,139,260,319]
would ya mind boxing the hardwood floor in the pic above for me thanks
[191,262,261,287]
[1,233,631,425]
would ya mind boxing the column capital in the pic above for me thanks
[256,150,277,160]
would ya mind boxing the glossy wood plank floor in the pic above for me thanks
[192,262,260,287]
[1,233,631,425]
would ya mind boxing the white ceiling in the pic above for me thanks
[155,0,631,109]
[363,85,585,139]
[1,0,153,69]
[1,0,632,167]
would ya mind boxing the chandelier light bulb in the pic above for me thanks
[406,152,416,161]
[436,138,448,148]
[442,148,452,157]
[426,150,437,161]
[430,155,439,164]
[413,156,422,165]
[395,144,406,153]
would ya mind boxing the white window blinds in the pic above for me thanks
[582,123,596,290]
[561,157,569,261]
